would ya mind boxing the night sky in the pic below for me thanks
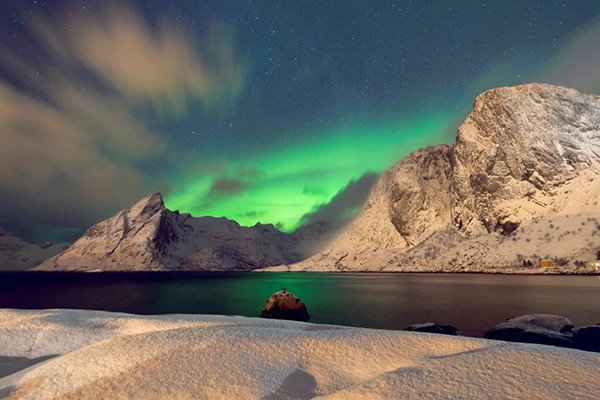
[1,1,600,242]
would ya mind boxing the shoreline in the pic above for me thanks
[3,272,598,339]
[1,269,599,276]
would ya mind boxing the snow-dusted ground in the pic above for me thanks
[0,229,69,271]
[0,309,598,399]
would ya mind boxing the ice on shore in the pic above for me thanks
[0,309,598,399]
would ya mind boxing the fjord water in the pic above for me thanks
[1,272,599,337]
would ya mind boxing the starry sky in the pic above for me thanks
[1,1,600,242]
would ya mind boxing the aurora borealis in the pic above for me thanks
[2,1,600,240]
[168,111,456,231]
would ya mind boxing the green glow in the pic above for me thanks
[165,108,459,231]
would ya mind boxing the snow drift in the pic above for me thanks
[0,309,598,399]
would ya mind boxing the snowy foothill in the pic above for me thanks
[0,309,598,399]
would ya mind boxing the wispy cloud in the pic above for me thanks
[299,173,379,227]
[468,15,600,96]
[206,177,249,199]
[541,16,600,93]
[0,3,246,228]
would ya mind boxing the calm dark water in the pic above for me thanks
[1,272,599,337]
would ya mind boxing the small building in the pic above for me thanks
[539,259,556,268]
[586,261,600,272]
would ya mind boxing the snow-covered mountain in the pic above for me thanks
[0,227,70,270]
[267,83,600,272]
[38,193,336,271]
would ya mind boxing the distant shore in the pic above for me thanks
[1,268,598,275]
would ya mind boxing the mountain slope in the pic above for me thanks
[0,228,70,271]
[269,83,600,272]
[38,193,334,271]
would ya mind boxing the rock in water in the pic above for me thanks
[573,324,600,352]
[484,314,575,348]
[261,289,310,322]
[404,322,462,336]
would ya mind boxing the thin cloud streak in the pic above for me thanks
[299,173,379,228]
[541,16,600,93]
[0,3,246,229]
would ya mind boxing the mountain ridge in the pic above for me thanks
[12,82,600,273]
[265,83,600,272]
[0,227,70,270]
[37,193,338,271]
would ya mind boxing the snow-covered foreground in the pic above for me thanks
[0,309,598,399]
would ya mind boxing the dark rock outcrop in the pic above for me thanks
[261,289,310,322]
[573,324,600,352]
[404,322,462,336]
[484,314,575,348]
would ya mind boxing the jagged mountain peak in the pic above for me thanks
[451,82,600,233]
[456,83,600,178]
[128,192,165,217]
[253,222,278,230]
[37,192,335,271]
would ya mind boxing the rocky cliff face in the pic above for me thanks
[38,193,334,271]
[0,228,70,270]
[272,83,600,272]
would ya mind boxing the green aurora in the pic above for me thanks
[164,108,459,231]
[3,1,600,242]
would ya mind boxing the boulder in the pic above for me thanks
[573,324,600,352]
[484,314,574,348]
[260,289,310,322]
[404,323,462,336]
